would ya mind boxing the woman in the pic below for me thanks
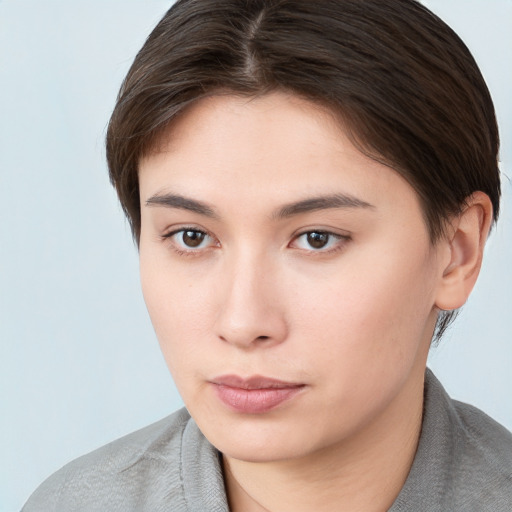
[23,0,512,510]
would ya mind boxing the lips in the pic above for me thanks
[210,375,305,414]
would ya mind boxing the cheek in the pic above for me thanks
[289,247,437,392]
[139,251,215,378]
[140,230,438,412]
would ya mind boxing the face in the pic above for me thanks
[138,92,445,463]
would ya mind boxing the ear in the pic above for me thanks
[435,192,493,311]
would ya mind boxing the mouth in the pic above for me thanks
[209,375,306,414]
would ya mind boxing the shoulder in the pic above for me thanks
[22,408,193,512]
[450,398,512,505]
[392,370,512,512]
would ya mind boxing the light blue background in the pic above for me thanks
[1,1,510,510]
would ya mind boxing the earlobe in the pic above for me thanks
[435,192,493,311]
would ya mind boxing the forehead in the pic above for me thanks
[145,92,347,174]
[138,92,423,222]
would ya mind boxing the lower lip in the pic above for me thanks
[213,384,304,414]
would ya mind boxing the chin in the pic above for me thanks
[216,435,309,463]
[196,412,327,464]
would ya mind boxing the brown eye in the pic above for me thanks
[164,227,218,255]
[291,230,348,253]
[164,228,213,252]
[306,232,329,249]
[181,230,206,247]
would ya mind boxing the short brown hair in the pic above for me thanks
[106,0,501,338]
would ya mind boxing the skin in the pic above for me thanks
[138,92,492,511]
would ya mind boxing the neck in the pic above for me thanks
[223,369,425,512]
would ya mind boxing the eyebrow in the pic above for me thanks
[145,191,374,219]
[145,193,219,219]
[274,193,375,219]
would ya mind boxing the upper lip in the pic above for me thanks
[210,374,304,390]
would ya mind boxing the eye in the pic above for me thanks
[291,230,348,252]
[163,227,217,252]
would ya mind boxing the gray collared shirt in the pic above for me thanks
[23,370,512,511]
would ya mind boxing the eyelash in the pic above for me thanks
[161,227,350,257]
[290,230,350,255]
[161,227,218,257]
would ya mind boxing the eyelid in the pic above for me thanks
[160,225,350,256]
[289,228,351,254]
[161,225,220,254]
[162,225,206,238]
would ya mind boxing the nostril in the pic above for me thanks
[257,336,270,341]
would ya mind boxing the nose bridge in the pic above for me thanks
[214,245,287,348]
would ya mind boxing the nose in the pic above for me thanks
[213,251,288,349]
